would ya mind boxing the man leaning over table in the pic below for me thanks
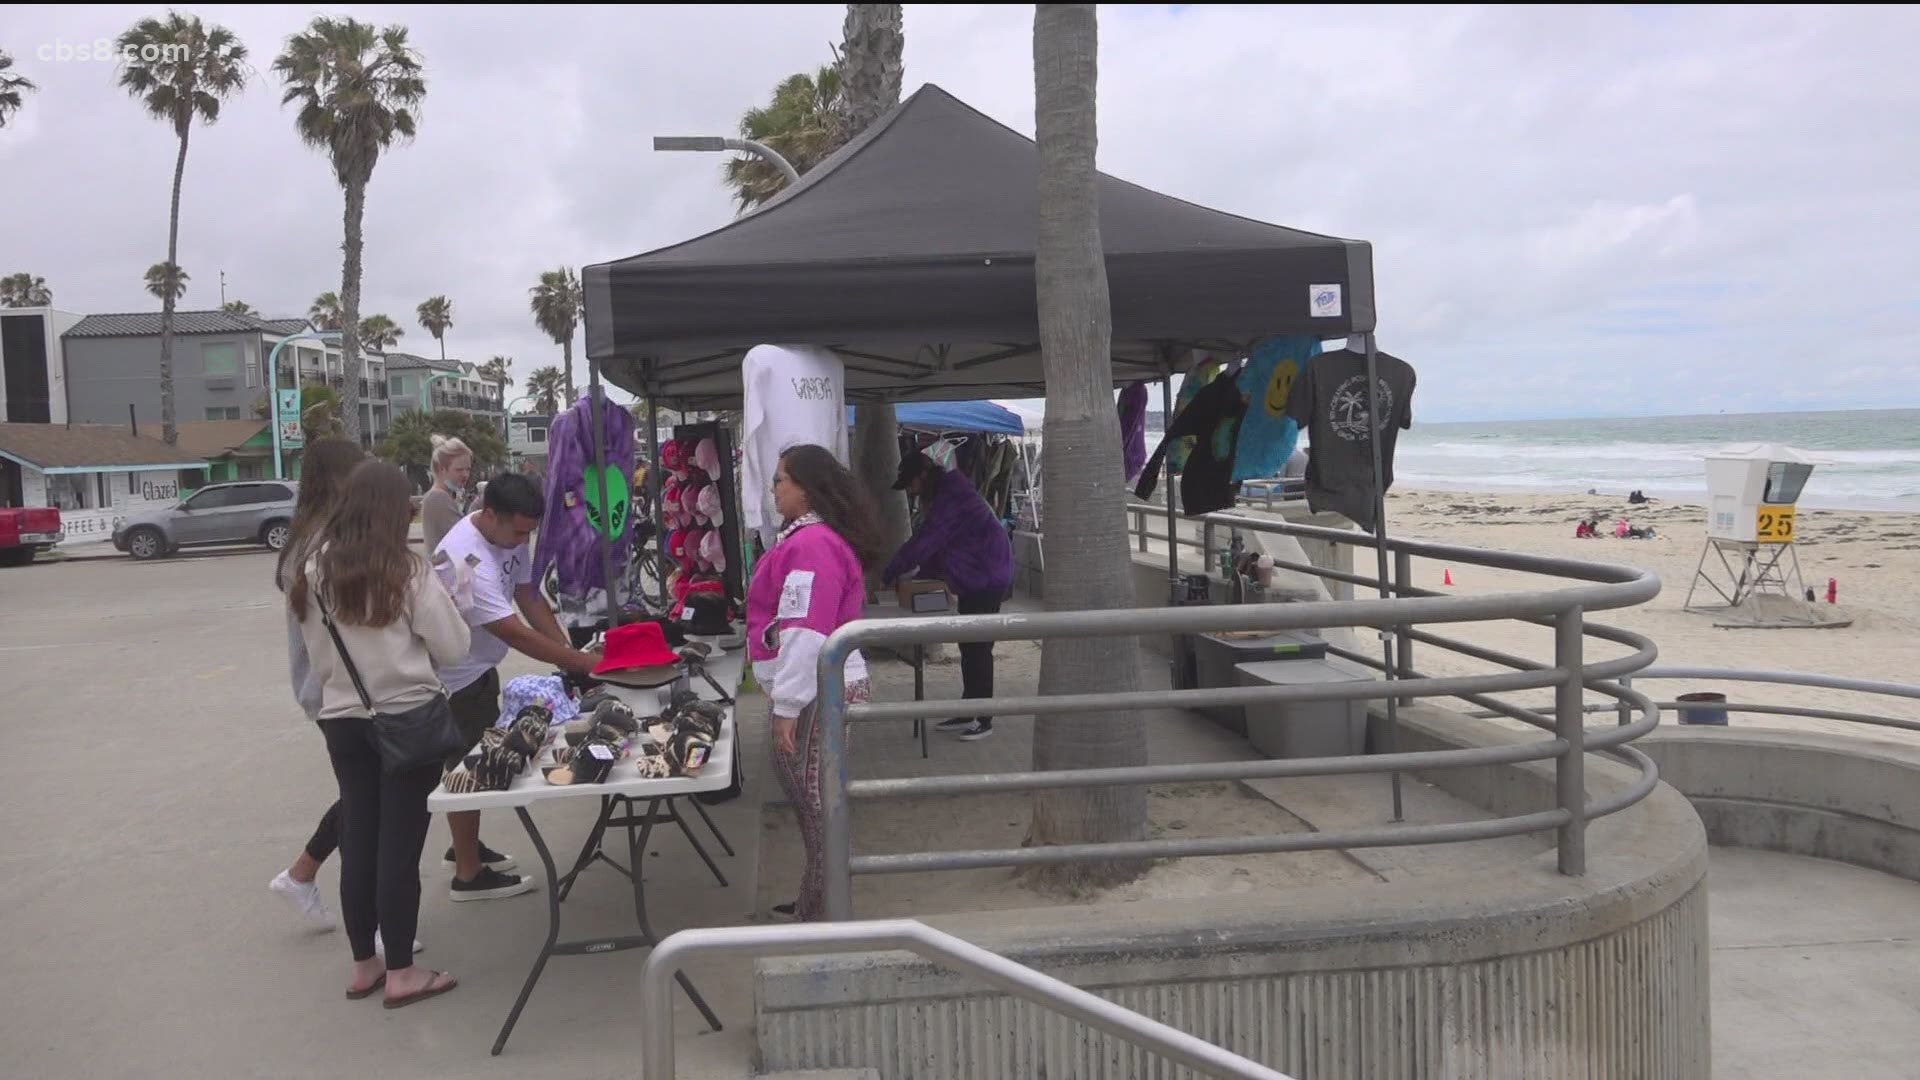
[433,473,602,901]
[881,450,1014,742]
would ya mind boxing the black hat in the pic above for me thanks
[681,592,733,637]
[891,451,939,491]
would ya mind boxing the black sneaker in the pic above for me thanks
[450,866,538,902]
[442,843,516,873]
[956,721,993,742]
[935,718,972,731]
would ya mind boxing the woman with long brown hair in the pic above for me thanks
[269,438,364,930]
[746,444,880,920]
[290,460,470,1007]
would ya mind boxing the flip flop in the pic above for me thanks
[345,973,386,1001]
[383,970,458,1010]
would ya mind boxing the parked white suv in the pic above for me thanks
[112,481,299,560]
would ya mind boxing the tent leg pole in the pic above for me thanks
[1161,353,1179,605]
[1362,332,1403,823]
[586,357,622,628]
[644,379,664,609]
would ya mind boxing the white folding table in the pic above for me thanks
[428,650,743,1055]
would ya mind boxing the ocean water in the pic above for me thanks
[1385,409,1920,511]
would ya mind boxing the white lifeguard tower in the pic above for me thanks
[1684,443,1848,628]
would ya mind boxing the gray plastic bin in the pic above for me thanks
[1235,656,1373,759]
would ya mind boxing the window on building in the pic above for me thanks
[204,406,242,421]
[390,374,404,395]
[531,427,547,444]
[246,353,260,387]
[97,473,111,508]
[202,342,240,377]
[47,474,94,511]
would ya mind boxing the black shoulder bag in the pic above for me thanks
[319,599,469,775]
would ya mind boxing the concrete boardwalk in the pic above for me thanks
[2,550,1915,1077]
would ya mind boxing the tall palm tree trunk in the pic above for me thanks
[1024,3,1148,891]
[438,334,445,362]
[339,179,366,442]
[159,126,190,446]
[561,339,574,405]
[841,3,912,570]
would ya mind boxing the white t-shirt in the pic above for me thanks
[433,514,533,693]
[741,344,849,546]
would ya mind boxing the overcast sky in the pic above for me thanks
[6,4,1918,422]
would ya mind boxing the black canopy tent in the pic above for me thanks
[574,83,1408,816]
[584,84,1373,408]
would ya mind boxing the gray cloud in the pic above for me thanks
[5,4,1917,420]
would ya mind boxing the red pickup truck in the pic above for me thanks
[0,507,63,567]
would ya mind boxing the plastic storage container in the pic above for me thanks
[1235,656,1373,759]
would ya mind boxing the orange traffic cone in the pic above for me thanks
[1443,568,1455,586]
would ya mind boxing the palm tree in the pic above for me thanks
[0,49,36,129]
[523,366,565,415]
[0,273,52,307]
[275,16,426,443]
[145,262,190,303]
[117,13,249,447]
[308,291,344,330]
[222,299,257,316]
[358,314,403,353]
[1025,3,1148,891]
[836,5,913,582]
[529,268,583,403]
[415,295,453,360]
[479,356,512,407]
[723,66,842,212]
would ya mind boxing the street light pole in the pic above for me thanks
[652,135,800,187]
[267,330,342,480]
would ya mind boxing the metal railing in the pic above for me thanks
[639,919,1291,1080]
[814,505,1665,921]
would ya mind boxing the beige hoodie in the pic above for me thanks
[294,553,472,721]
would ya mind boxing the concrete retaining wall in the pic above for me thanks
[756,708,1711,1079]
[1639,726,1920,882]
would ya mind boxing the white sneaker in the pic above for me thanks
[373,929,425,956]
[269,869,335,930]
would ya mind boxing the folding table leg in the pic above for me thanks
[665,797,728,886]
[492,807,563,1056]
[683,793,736,857]
[555,795,614,902]
[915,644,928,758]
[632,799,724,1033]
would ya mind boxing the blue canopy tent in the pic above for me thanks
[846,400,1025,436]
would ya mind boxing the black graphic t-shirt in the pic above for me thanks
[1284,348,1416,531]
[1134,371,1248,516]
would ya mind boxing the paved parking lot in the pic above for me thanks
[0,551,768,1078]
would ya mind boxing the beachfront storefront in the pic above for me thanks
[0,423,209,545]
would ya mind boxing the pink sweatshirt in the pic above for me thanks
[747,521,869,717]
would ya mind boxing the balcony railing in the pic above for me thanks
[804,504,1666,921]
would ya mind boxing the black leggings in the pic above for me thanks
[957,589,1003,729]
[321,717,441,971]
[305,801,341,863]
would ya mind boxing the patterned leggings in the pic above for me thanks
[770,679,872,921]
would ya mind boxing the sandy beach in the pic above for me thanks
[1379,487,1920,740]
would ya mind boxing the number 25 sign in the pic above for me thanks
[1756,504,1795,544]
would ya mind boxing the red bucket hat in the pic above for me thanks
[592,621,681,686]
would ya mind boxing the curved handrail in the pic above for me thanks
[639,919,1294,1080]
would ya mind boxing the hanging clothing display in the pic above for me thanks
[1284,347,1417,531]
[1231,334,1321,481]
[741,344,848,547]
[1165,355,1224,475]
[1117,382,1149,482]
[533,393,635,598]
[1134,363,1248,516]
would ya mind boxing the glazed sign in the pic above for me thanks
[140,479,179,502]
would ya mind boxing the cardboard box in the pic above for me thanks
[896,578,952,614]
